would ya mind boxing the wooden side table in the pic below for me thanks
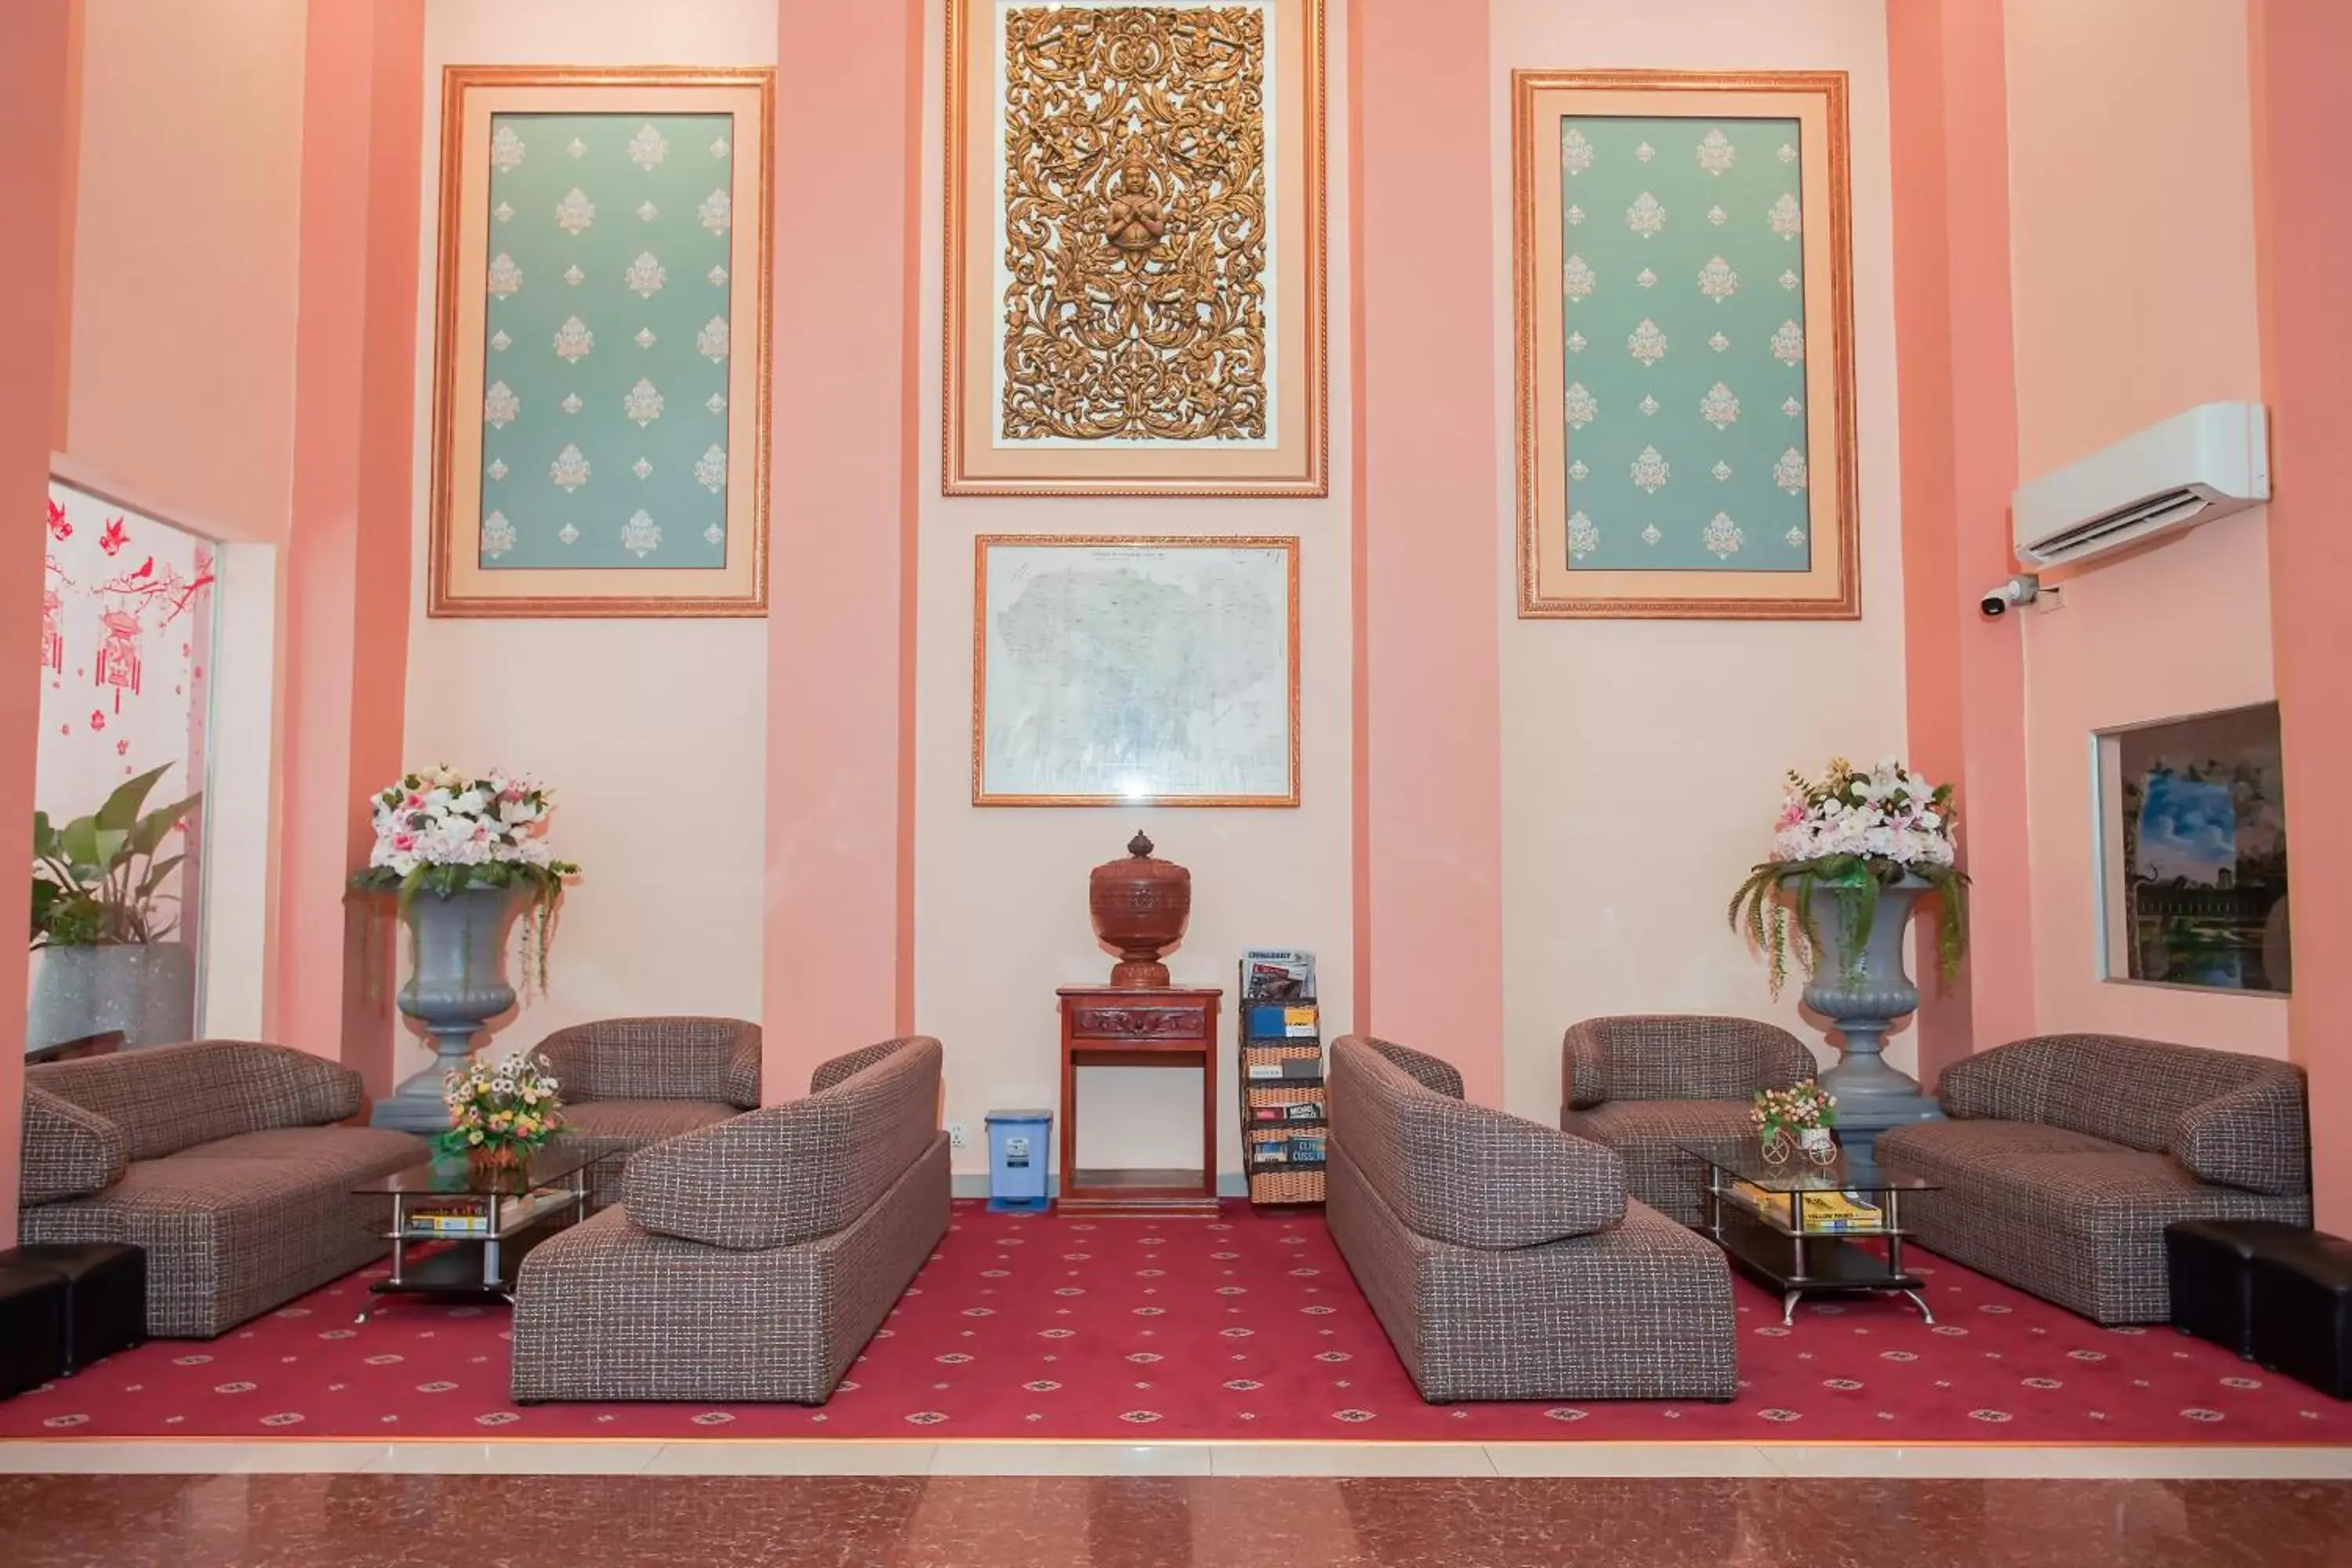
[1057,985,1221,1217]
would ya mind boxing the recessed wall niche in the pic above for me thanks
[2096,702,2289,995]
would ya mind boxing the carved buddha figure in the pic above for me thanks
[1103,158,1166,258]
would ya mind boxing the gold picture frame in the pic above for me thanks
[1514,70,1859,619]
[972,535,1301,806]
[428,67,774,618]
[945,1,1328,497]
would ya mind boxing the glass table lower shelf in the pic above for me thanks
[348,1146,611,1319]
[1678,1143,1945,1327]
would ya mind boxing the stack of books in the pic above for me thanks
[1726,1180,1886,1233]
[403,1200,492,1236]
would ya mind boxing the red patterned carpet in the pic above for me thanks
[3,1200,2345,1443]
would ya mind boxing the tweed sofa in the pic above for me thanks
[1327,1035,1737,1403]
[535,1016,762,1210]
[1559,1014,1819,1229]
[510,1036,949,1404]
[17,1040,426,1337]
[1876,1034,2311,1324]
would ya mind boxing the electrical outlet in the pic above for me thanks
[947,1122,969,1149]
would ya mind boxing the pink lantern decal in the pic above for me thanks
[41,589,63,674]
[95,608,143,713]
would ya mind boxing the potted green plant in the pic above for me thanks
[28,764,203,1051]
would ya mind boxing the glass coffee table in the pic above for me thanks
[350,1145,609,1320]
[1679,1143,1943,1327]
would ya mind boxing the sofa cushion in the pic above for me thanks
[1560,1098,1755,1229]
[558,1100,739,1209]
[534,1017,762,1108]
[621,1037,942,1250]
[1330,1036,1624,1249]
[1562,1015,1816,1109]
[1939,1035,2305,1159]
[168,1125,427,1171]
[19,1087,130,1204]
[20,1128,424,1338]
[1877,1118,2129,1182]
[2171,1079,2311,1196]
[27,1041,363,1161]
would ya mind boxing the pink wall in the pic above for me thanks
[1359,0,1505,1104]
[2003,0,2283,1057]
[2251,0,2352,1229]
[0,2,75,1243]
[278,0,423,1080]
[61,0,307,546]
[765,0,923,1100]
[1888,0,2033,1086]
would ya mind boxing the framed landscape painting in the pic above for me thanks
[972,536,1299,806]
[1513,71,1858,619]
[428,67,773,617]
[945,0,1328,496]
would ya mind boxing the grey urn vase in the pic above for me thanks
[26,941,198,1053]
[1800,873,1943,1160]
[373,884,524,1134]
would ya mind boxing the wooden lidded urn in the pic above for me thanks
[1088,831,1192,989]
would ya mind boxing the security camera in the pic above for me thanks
[1980,574,2041,619]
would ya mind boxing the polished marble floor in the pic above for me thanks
[2,1471,2350,1566]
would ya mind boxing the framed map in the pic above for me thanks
[427,67,773,617]
[1513,71,1858,619]
[972,537,1299,806]
[944,0,1327,496]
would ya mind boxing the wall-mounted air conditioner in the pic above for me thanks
[2012,401,2270,570]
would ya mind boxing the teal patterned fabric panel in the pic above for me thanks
[1558,116,1810,573]
[479,113,735,571]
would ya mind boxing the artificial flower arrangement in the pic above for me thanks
[438,1049,563,1168]
[1726,755,1970,997]
[1752,1080,1838,1164]
[347,766,579,993]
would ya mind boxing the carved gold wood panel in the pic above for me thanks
[999,6,1268,444]
[945,0,1327,496]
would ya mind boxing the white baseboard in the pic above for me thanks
[950,1172,1250,1200]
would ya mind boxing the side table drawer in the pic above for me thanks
[1066,1003,1210,1043]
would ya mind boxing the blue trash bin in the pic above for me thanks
[985,1109,1053,1214]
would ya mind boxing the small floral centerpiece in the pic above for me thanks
[1727,755,1970,996]
[1752,1080,1838,1165]
[347,766,579,993]
[437,1050,564,1170]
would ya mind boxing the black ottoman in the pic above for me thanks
[2166,1218,2311,1357]
[2251,1230,2352,1401]
[14,1243,147,1374]
[0,1254,67,1399]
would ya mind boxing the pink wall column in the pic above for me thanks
[0,0,75,1244]
[1886,0,2034,1085]
[276,0,423,1084]
[1350,0,1505,1102]
[763,0,923,1099]
[2251,0,2352,1232]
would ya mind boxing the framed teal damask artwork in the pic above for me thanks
[1513,71,1857,619]
[428,68,772,617]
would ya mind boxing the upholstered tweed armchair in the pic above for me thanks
[1877,1034,2310,1323]
[1327,1035,1736,1403]
[534,1017,762,1210]
[510,1035,949,1404]
[1559,1014,1819,1228]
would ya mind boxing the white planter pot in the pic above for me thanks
[27,942,198,1053]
